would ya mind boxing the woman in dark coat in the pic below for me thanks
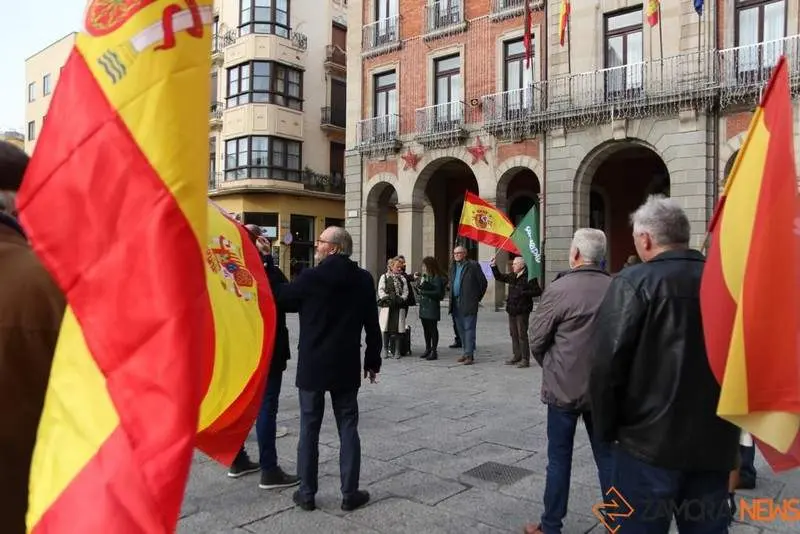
[414,256,447,360]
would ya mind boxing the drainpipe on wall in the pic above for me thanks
[710,0,720,230]
[540,0,549,288]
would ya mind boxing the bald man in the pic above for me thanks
[448,245,487,365]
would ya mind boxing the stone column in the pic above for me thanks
[345,151,363,264]
[362,207,381,280]
[396,203,424,273]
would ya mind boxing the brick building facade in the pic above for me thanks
[345,0,800,309]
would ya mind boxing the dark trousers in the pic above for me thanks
[508,312,530,362]
[451,313,461,344]
[255,370,282,471]
[610,446,730,533]
[541,405,613,534]
[739,444,757,486]
[297,388,361,500]
[421,318,439,351]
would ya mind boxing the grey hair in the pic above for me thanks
[0,191,15,216]
[571,228,607,263]
[327,226,353,257]
[630,195,690,246]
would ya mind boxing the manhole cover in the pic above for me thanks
[462,461,533,485]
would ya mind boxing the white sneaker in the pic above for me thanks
[276,426,289,438]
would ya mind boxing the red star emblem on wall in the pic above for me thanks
[401,148,421,171]
[467,136,490,165]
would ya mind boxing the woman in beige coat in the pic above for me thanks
[376,257,409,358]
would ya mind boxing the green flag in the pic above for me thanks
[510,206,542,281]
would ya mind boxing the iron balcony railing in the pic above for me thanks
[211,30,237,53]
[424,0,465,36]
[302,169,345,195]
[210,101,223,121]
[490,0,544,20]
[362,15,400,54]
[718,34,800,107]
[321,106,346,128]
[482,86,541,126]
[208,171,221,190]
[523,49,716,131]
[357,114,400,147]
[325,44,346,68]
[290,31,308,50]
[415,101,465,137]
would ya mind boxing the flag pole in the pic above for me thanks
[455,191,470,249]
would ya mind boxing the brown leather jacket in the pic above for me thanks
[0,216,65,533]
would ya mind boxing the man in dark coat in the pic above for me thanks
[449,245,487,365]
[275,226,381,513]
[590,196,740,532]
[0,141,66,534]
[227,225,300,489]
[490,255,542,368]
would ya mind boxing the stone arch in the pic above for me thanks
[574,138,670,272]
[409,145,493,205]
[364,172,399,209]
[495,155,544,201]
[573,138,665,229]
[719,132,746,186]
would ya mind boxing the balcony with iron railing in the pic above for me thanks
[482,86,543,138]
[489,0,544,21]
[208,171,221,191]
[210,101,223,129]
[321,106,346,131]
[718,34,800,109]
[362,15,401,57]
[356,114,401,153]
[415,101,467,147]
[302,168,345,195]
[522,49,717,132]
[424,1,467,41]
[211,29,237,63]
[324,44,347,73]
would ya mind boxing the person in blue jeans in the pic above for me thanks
[448,245,487,365]
[227,226,300,490]
[524,228,614,534]
[589,197,739,533]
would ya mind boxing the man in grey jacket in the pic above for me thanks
[448,245,487,365]
[523,228,613,534]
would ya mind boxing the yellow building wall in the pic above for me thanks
[212,192,344,274]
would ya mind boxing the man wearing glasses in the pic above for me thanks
[274,226,381,513]
[448,245,487,365]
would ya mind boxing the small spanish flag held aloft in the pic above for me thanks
[17,0,222,531]
[458,192,519,254]
[646,0,660,26]
[700,56,800,472]
[196,201,276,465]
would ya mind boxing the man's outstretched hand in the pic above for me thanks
[364,369,378,384]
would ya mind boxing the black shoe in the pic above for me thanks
[341,490,370,512]
[420,349,431,359]
[259,467,300,489]
[449,342,462,349]
[293,490,316,511]
[227,456,260,478]
[425,351,438,361]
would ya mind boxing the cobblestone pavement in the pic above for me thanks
[180,310,800,534]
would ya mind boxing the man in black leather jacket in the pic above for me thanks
[589,195,740,533]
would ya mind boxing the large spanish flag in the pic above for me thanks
[700,56,800,472]
[558,0,570,47]
[458,191,519,254]
[18,0,218,531]
[196,201,275,464]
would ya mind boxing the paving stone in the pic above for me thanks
[319,455,408,486]
[366,470,469,505]
[245,508,382,533]
[345,497,509,534]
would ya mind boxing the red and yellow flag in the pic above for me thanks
[458,192,519,254]
[17,0,220,531]
[196,201,275,464]
[558,0,570,47]
[700,56,800,472]
[646,1,660,26]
